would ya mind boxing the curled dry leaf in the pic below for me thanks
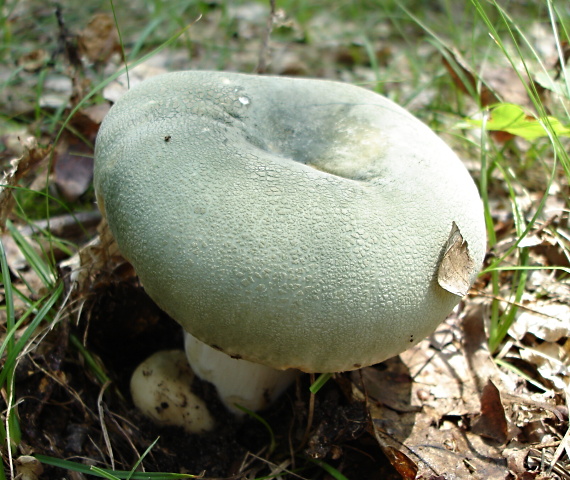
[53,136,94,202]
[0,137,51,229]
[471,380,509,444]
[78,13,120,64]
[519,342,570,390]
[17,49,49,72]
[509,301,570,343]
[442,46,533,109]
[438,222,476,297]
[64,217,132,294]
[15,455,43,480]
[442,47,500,107]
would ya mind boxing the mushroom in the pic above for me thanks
[130,350,214,433]
[94,71,486,415]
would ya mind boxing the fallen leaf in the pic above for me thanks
[469,103,570,140]
[0,137,51,229]
[15,456,43,480]
[471,380,509,444]
[509,301,570,343]
[438,222,475,297]
[359,307,521,478]
[381,445,418,480]
[54,137,94,202]
[78,13,120,64]
[61,218,132,294]
[17,49,49,72]
[352,359,420,414]
[519,342,569,391]
[441,47,499,106]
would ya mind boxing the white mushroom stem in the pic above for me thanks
[184,331,299,414]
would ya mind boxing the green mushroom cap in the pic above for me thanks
[94,71,486,373]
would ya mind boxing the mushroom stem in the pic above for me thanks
[184,331,299,414]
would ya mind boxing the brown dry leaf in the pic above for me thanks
[519,342,569,391]
[80,103,111,130]
[53,136,94,202]
[438,222,476,297]
[442,46,534,109]
[462,300,505,389]
[17,49,49,72]
[353,358,420,414]
[62,218,132,295]
[504,447,533,480]
[373,435,418,480]
[357,302,521,479]
[442,47,539,142]
[442,47,500,107]
[365,301,564,478]
[0,137,51,229]
[15,455,43,480]
[78,13,120,64]
[471,380,509,444]
[509,301,570,344]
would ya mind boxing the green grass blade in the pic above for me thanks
[308,458,350,480]
[69,333,113,387]
[91,466,120,480]
[0,282,63,389]
[109,0,129,89]
[6,220,56,289]
[309,372,332,394]
[126,437,161,480]
[233,405,277,455]
[0,235,20,451]
[33,455,197,479]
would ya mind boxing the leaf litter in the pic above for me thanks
[0,2,569,479]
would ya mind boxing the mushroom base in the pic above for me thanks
[184,331,299,414]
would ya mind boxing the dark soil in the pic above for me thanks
[16,281,400,479]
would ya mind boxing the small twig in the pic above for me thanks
[97,381,115,471]
[546,388,570,475]
[471,288,567,321]
[245,451,309,480]
[107,411,145,470]
[255,0,277,74]
[19,211,101,239]
[298,373,316,450]
[54,5,82,70]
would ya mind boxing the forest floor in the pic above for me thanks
[0,1,569,479]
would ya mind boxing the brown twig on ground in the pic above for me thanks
[255,0,277,74]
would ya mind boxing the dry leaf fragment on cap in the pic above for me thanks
[438,222,476,297]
